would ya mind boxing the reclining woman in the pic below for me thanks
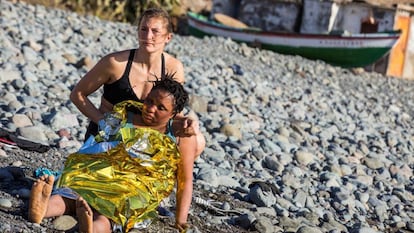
[28,74,198,233]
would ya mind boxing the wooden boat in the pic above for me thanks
[187,12,401,68]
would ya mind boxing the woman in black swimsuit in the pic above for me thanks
[70,8,205,155]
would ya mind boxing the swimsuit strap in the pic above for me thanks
[165,118,176,143]
[161,53,165,78]
[122,49,136,79]
[124,111,135,128]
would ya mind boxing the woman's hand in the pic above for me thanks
[173,115,206,157]
[175,222,189,232]
[175,117,199,137]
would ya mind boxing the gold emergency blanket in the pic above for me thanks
[56,101,181,232]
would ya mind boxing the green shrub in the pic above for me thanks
[23,0,182,24]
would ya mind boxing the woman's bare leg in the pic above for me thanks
[28,175,55,223]
[44,195,75,217]
[76,197,111,233]
[76,197,93,233]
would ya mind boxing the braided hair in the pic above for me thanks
[152,73,189,115]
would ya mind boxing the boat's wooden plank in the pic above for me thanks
[213,13,248,29]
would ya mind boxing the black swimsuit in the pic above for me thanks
[84,49,166,141]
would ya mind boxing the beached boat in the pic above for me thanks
[187,12,401,68]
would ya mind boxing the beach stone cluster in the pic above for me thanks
[1,1,414,232]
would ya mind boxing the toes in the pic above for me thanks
[38,175,55,183]
[39,175,48,181]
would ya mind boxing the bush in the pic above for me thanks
[22,0,181,24]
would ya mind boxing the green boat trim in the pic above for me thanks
[187,12,401,68]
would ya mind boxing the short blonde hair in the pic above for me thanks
[137,8,173,33]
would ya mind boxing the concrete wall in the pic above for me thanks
[300,0,336,34]
[211,0,396,34]
[336,4,371,33]
[372,8,396,32]
[334,4,395,33]
[210,0,241,19]
[238,0,300,32]
[300,0,395,34]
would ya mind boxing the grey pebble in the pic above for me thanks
[1,1,414,232]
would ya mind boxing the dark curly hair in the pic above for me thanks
[152,73,189,115]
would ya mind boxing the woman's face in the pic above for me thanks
[138,16,172,52]
[142,89,175,126]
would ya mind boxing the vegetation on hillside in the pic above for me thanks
[20,0,182,25]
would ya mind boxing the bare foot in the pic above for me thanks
[76,197,93,233]
[28,175,55,223]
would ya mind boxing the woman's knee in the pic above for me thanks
[93,214,111,233]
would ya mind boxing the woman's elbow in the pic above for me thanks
[70,90,83,106]
[70,87,87,104]
[69,90,76,102]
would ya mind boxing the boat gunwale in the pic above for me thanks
[187,12,401,41]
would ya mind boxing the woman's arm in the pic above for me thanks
[173,115,206,158]
[175,135,197,231]
[70,54,118,123]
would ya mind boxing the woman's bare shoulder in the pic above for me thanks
[104,49,133,61]
[163,52,183,66]
[97,49,133,70]
[163,52,185,82]
[89,49,134,80]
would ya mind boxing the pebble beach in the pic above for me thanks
[1,1,414,232]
